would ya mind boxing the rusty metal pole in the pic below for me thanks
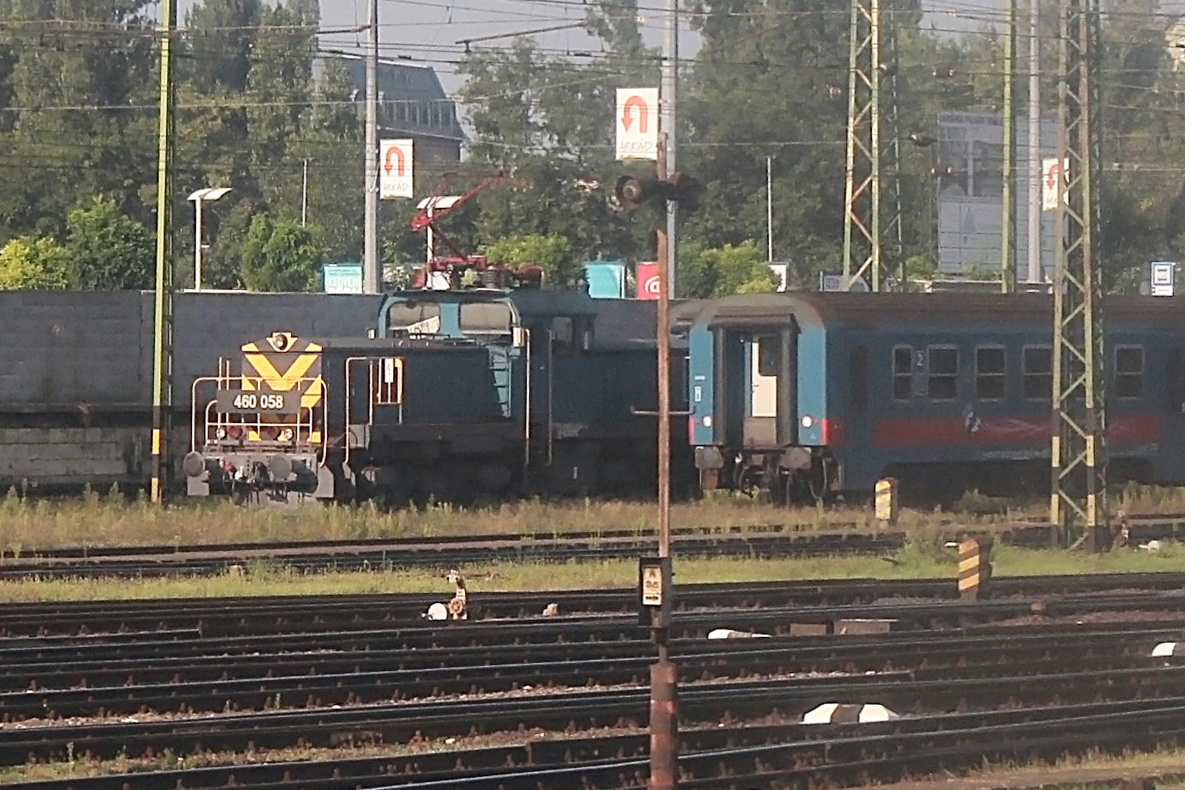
[649,129,678,790]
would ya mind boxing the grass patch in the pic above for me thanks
[3,542,1185,602]
[0,487,1024,554]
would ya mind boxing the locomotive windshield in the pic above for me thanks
[459,301,513,336]
[388,301,441,336]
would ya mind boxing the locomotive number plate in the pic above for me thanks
[215,390,301,415]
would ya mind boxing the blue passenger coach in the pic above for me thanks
[684,293,1185,502]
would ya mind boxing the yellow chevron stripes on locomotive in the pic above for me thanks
[240,333,325,445]
[241,335,323,410]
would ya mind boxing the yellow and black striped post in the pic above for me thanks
[875,478,899,527]
[957,537,993,600]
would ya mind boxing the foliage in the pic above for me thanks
[485,234,578,288]
[5,0,1185,293]
[679,240,778,298]
[457,10,656,264]
[63,196,155,290]
[238,214,322,292]
[0,237,67,290]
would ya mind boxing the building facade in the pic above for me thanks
[332,52,465,166]
[936,112,1057,283]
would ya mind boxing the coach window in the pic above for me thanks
[975,346,1006,400]
[927,346,959,401]
[1022,346,1052,399]
[892,346,913,401]
[757,335,780,377]
[1115,345,1145,399]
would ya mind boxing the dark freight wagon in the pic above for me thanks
[0,291,380,492]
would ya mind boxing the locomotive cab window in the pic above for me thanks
[1023,346,1052,400]
[892,346,913,401]
[1115,345,1145,399]
[975,346,1006,400]
[459,302,513,336]
[388,301,440,336]
[927,346,959,401]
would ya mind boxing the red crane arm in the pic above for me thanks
[410,171,508,232]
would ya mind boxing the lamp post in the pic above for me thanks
[187,187,232,291]
[414,194,464,264]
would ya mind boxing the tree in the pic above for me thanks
[458,10,656,264]
[239,214,322,292]
[63,196,154,290]
[0,237,68,289]
[485,234,578,288]
[680,240,778,298]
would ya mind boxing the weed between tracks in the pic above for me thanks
[4,542,1185,601]
[0,486,1027,554]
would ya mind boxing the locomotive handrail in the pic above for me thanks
[190,375,327,466]
[547,328,554,467]
[524,328,532,468]
[343,356,405,469]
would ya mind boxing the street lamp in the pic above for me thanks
[415,194,464,265]
[187,187,232,291]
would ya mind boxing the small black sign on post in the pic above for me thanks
[638,556,673,627]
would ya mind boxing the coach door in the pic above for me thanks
[1162,345,1185,482]
[743,331,797,449]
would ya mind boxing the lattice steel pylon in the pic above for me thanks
[843,0,904,292]
[1050,0,1107,548]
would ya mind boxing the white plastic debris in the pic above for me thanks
[1153,642,1179,657]
[1141,540,1164,552]
[425,602,449,621]
[708,628,771,640]
[802,702,899,724]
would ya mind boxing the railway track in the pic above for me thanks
[13,675,1185,788]
[7,574,1185,786]
[0,511,1181,582]
[0,624,1177,721]
[4,569,1185,636]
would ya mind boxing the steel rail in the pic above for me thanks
[8,570,1185,637]
[5,630,1175,720]
[16,695,1185,789]
[3,623,1168,696]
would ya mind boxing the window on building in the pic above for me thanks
[1115,345,1145,399]
[975,346,1006,400]
[1023,345,1052,399]
[892,346,913,401]
[927,346,959,400]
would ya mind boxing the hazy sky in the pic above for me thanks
[172,0,1185,95]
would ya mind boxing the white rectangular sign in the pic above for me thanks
[1152,261,1176,297]
[380,139,414,199]
[616,88,659,161]
[1042,157,1066,211]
